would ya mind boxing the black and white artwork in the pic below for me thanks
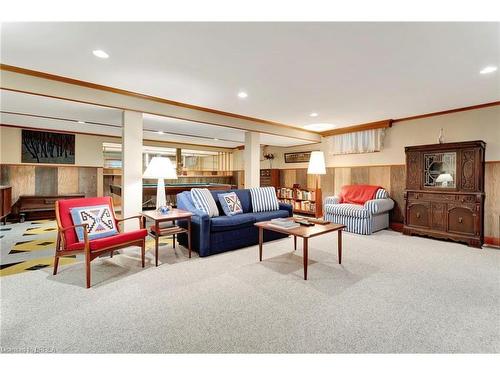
[21,130,75,164]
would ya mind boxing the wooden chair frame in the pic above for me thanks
[53,199,146,288]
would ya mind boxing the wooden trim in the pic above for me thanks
[319,102,499,137]
[0,64,317,135]
[484,236,500,248]
[0,123,236,152]
[389,222,404,232]
[0,162,100,168]
[393,101,500,123]
[320,119,392,137]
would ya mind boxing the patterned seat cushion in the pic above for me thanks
[324,203,371,218]
[70,204,118,242]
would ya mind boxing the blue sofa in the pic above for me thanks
[176,189,293,257]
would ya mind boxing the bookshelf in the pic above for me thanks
[277,186,323,218]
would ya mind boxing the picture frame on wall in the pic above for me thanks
[284,151,314,163]
[21,129,75,164]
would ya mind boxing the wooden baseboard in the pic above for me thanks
[389,222,404,232]
[390,222,499,248]
[484,236,500,247]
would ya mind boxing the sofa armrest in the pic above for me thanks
[364,198,394,215]
[279,202,293,217]
[324,196,340,205]
[176,192,211,255]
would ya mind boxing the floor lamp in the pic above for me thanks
[143,156,178,210]
[307,151,326,217]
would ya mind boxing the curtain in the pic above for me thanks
[326,128,385,155]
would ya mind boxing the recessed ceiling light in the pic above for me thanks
[309,112,319,117]
[303,123,336,132]
[77,120,85,124]
[157,131,164,135]
[214,138,219,141]
[237,91,248,99]
[480,65,498,74]
[92,49,109,59]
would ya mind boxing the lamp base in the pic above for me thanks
[156,179,167,209]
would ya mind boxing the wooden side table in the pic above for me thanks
[141,209,193,266]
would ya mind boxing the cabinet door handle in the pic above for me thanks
[458,217,463,223]
[416,212,421,219]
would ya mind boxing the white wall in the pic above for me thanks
[0,126,111,166]
[0,126,237,167]
[258,105,500,169]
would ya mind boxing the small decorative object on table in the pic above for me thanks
[158,205,170,214]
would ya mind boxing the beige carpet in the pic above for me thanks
[1,229,499,353]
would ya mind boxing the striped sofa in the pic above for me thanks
[324,188,394,234]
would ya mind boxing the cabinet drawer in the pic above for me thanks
[447,204,476,236]
[456,195,477,204]
[407,201,430,228]
[408,192,456,202]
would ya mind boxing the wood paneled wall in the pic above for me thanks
[277,162,499,241]
[0,164,103,204]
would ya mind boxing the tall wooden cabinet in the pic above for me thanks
[260,169,280,188]
[0,185,12,224]
[403,141,485,248]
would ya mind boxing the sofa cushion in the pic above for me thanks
[217,192,243,216]
[210,213,256,232]
[210,189,253,213]
[252,209,291,222]
[191,188,220,217]
[324,203,371,218]
[250,187,279,212]
[70,204,118,242]
[66,229,147,252]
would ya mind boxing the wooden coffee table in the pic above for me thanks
[141,209,193,266]
[254,219,346,280]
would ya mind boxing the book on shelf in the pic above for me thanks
[278,187,294,199]
[296,189,316,201]
[293,200,316,212]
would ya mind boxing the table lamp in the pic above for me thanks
[436,173,453,187]
[143,156,178,209]
[307,151,326,190]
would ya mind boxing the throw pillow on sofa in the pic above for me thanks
[218,192,243,216]
[70,204,119,242]
[250,187,280,212]
[191,188,220,217]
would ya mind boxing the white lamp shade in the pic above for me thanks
[436,173,453,183]
[143,157,178,179]
[307,151,326,175]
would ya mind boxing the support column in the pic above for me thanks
[244,131,260,188]
[122,110,143,231]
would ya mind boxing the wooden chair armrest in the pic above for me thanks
[58,223,89,249]
[116,215,145,229]
[59,223,89,232]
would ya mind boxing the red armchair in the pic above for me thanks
[54,196,147,288]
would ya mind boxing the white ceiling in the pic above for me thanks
[1,22,499,130]
[0,90,312,147]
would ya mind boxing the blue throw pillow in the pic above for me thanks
[70,205,118,242]
[218,192,243,216]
